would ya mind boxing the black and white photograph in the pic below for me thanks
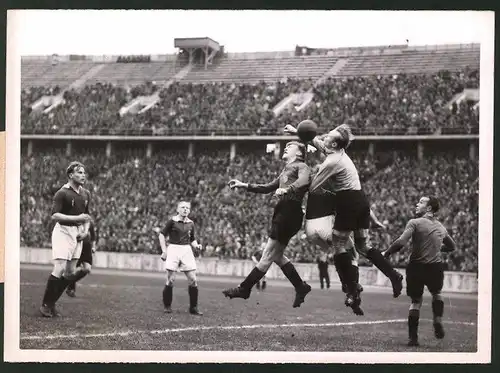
[3,9,494,363]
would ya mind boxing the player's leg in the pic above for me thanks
[427,263,446,339]
[163,269,176,313]
[319,266,325,289]
[353,228,403,298]
[347,237,363,293]
[274,254,311,308]
[184,270,202,315]
[67,242,92,296]
[261,273,267,290]
[163,245,182,313]
[40,259,67,317]
[223,238,283,299]
[324,265,330,289]
[406,263,424,346]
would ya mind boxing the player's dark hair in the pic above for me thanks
[426,196,440,213]
[66,161,85,176]
[332,124,354,150]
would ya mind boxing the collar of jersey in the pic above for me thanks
[172,215,193,223]
[63,183,82,194]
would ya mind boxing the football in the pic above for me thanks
[296,120,318,142]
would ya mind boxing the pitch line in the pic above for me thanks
[20,319,475,341]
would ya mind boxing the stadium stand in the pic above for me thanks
[20,144,478,272]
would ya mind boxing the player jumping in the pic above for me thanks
[159,201,203,315]
[222,141,312,308]
[285,123,403,314]
[40,161,92,317]
[384,196,456,347]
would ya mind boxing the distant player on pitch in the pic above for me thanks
[223,141,312,308]
[40,161,92,317]
[159,201,203,315]
[384,196,456,347]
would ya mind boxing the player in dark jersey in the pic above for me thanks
[159,201,203,315]
[223,141,312,308]
[40,161,93,317]
[384,196,456,347]
[251,247,267,290]
[66,221,97,297]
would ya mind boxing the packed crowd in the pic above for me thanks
[20,145,478,272]
[21,67,479,135]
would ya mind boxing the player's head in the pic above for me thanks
[66,161,86,186]
[324,124,354,150]
[282,141,306,162]
[177,201,191,217]
[415,196,440,216]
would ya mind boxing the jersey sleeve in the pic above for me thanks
[51,190,65,215]
[247,177,280,194]
[161,220,174,237]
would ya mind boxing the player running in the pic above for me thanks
[384,196,456,347]
[285,123,403,314]
[40,161,92,317]
[222,141,312,308]
[159,201,203,315]
[66,220,97,297]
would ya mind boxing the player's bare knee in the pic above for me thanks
[354,236,371,257]
[82,263,91,274]
[410,298,423,309]
[432,293,443,301]
[331,233,349,255]
[274,256,289,267]
[256,259,272,272]
[51,261,65,278]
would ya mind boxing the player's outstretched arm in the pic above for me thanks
[230,177,280,194]
[442,235,457,253]
[384,220,415,258]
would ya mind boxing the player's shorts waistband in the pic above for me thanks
[168,244,191,249]
[58,222,81,227]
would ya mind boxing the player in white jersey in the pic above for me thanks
[285,123,403,313]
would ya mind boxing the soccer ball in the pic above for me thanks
[297,120,318,142]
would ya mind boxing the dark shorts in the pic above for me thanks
[77,240,93,266]
[270,200,304,245]
[333,190,370,231]
[305,192,336,220]
[406,262,444,299]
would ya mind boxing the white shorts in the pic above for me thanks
[165,244,197,272]
[305,216,358,264]
[51,223,84,261]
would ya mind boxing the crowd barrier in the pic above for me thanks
[20,247,478,293]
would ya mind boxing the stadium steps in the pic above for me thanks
[181,56,339,83]
[335,49,479,76]
[68,64,107,90]
[21,61,96,89]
